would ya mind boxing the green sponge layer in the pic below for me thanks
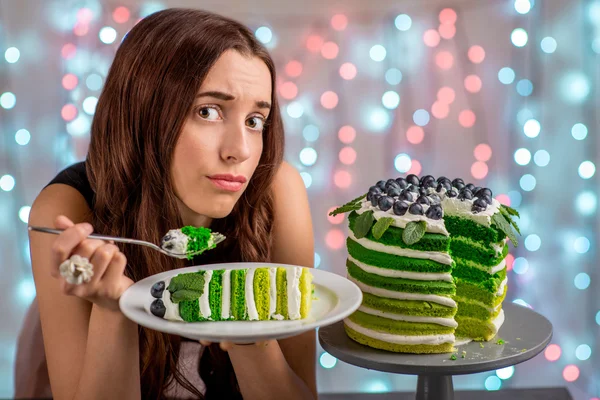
[347,259,455,296]
[347,238,452,274]
[345,324,455,354]
[455,315,500,341]
[456,301,503,321]
[452,261,507,286]
[362,292,457,318]
[349,211,450,252]
[454,278,507,307]
[450,237,508,266]
[208,270,223,321]
[348,311,455,336]
[444,215,504,244]
[231,269,247,321]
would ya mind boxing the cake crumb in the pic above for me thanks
[520,348,527,353]
[479,343,485,348]
[450,354,457,360]
[461,351,466,358]
[516,337,521,340]
[496,339,505,345]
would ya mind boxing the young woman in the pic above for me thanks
[23,8,316,400]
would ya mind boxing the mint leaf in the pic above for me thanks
[402,221,427,245]
[354,210,375,239]
[501,204,520,218]
[372,217,395,240]
[171,289,203,303]
[500,207,521,235]
[492,213,518,247]
[167,272,205,293]
[329,193,367,216]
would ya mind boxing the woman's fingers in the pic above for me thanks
[50,216,94,276]
[199,340,212,347]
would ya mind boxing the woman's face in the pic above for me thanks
[172,50,272,223]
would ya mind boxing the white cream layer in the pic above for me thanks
[358,305,458,327]
[441,197,501,227]
[199,270,212,319]
[357,200,449,236]
[348,255,453,282]
[348,231,453,265]
[287,267,302,320]
[269,267,277,318]
[161,277,183,321]
[221,270,231,320]
[245,269,259,321]
[496,277,508,296]
[344,318,455,345]
[491,308,505,335]
[348,275,457,308]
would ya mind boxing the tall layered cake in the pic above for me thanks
[330,174,520,354]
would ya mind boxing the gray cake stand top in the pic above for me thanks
[318,302,553,376]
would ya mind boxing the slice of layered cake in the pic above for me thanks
[149,266,313,322]
[330,174,520,353]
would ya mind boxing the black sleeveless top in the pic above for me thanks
[47,162,95,210]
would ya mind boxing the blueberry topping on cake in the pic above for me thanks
[407,174,420,186]
[399,190,414,202]
[437,176,450,183]
[393,200,409,216]
[387,187,401,197]
[151,281,166,299]
[475,187,493,198]
[428,193,442,204]
[150,298,167,318]
[376,180,386,190]
[465,183,476,192]
[408,202,424,215]
[426,204,443,220]
[471,198,488,213]
[446,189,458,198]
[419,187,428,196]
[452,178,464,187]
[458,189,473,201]
[478,194,493,205]
[437,181,452,192]
[395,177,409,189]
[408,184,420,193]
[453,181,465,190]
[378,196,394,211]
[416,195,431,205]
[371,194,382,207]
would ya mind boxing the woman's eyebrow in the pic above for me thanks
[196,91,271,110]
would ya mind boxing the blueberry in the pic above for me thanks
[419,188,428,196]
[407,174,420,186]
[395,177,408,189]
[420,175,435,185]
[472,198,488,213]
[369,186,383,195]
[151,281,165,298]
[452,178,465,187]
[475,188,493,198]
[428,193,441,204]
[422,179,436,189]
[393,200,409,216]
[465,183,476,192]
[437,181,452,192]
[408,184,420,193]
[426,204,443,220]
[477,194,493,205]
[446,189,458,198]
[150,299,166,318]
[409,202,424,215]
[454,182,465,191]
[458,189,473,201]
[366,192,373,202]
[388,187,402,197]
[399,190,414,202]
[473,187,482,195]
[385,181,400,193]
[376,180,386,190]
[378,196,394,211]
[437,176,449,183]
[371,194,382,207]
[416,195,430,205]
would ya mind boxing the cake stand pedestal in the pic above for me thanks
[318,302,552,400]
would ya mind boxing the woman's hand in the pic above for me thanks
[50,215,134,312]
[199,340,271,351]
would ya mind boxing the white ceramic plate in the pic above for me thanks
[119,262,362,343]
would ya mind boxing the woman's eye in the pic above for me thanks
[198,107,220,121]
[246,117,265,131]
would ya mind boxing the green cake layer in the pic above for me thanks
[179,299,201,322]
[276,267,288,319]
[231,269,248,321]
[347,259,455,296]
[455,300,503,321]
[455,315,500,341]
[349,212,450,252]
[450,236,508,266]
[362,293,457,318]
[452,262,507,286]
[348,311,455,336]
[452,256,506,279]
[345,325,455,354]
[299,268,313,319]
[444,215,504,244]
[253,269,270,320]
[208,270,223,321]
[453,276,505,305]
[347,238,453,274]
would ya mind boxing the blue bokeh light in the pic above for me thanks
[394,153,412,173]
[575,344,592,361]
[508,191,523,207]
[300,172,312,188]
[574,273,591,290]
[255,26,273,44]
[578,161,596,179]
[519,174,536,191]
[540,37,557,53]
[394,14,412,31]
[513,257,529,274]
[516,79,533,96]
[314,252,321,268]
[385,68,403,85]
[0,174,16,191]
[511,28,528,47]
[498,67,516,84]
[1,92,17,109]
[413,109,430,126]
[5,47,20,63]
[319,352,337,369]
[302,125,320,142]
[514,148,531,165]
[534,150,550,167]
[15,129,31,146]
[514,0,532,14]
[573,237,590,254]
[485,376,502,391]
[571,123,588,140]
[299,147,318,166]
[382,91,400,110]
[525,234,541,251]
[370,45,387,62]
[576,191,597,215]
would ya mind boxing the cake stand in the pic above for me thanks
[318,302,552,400]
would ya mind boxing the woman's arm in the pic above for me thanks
[30,184,140,400]
[228,161,317,400]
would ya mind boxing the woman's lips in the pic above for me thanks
[207,177,245,192]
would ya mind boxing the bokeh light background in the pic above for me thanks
[1,0,599,398]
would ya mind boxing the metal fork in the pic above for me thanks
[28,226,226,259]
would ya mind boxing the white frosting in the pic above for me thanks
[245,268,259,321]
[454,337,473,346]
[358,305,458,327]
[496,277,508,296]
[161,229,189,255]
[357,199,449,235]
[59,254,94,284]
[268,267,277,318]
[348,275,457,308]
[287,267,302,320]
[221,270,231,320]
[348,255,453,282]
[199,270,212,319]
[161,277,183,321]
[348,230,453,265]
[491,259,507,275]
[491,308,505,334]
[454,256,507,275]
[344,318,455,345]
[491,238,508,254]
[272,314,284,320]
[441,197,501,227]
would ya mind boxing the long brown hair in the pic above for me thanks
[86,8,284,399]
